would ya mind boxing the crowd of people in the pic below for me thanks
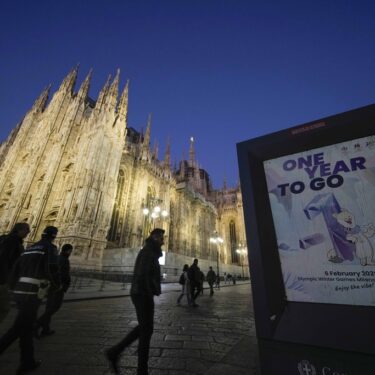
[176,262,218,307]
[0,224,241,375]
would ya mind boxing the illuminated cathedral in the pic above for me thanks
[0,67,247,275]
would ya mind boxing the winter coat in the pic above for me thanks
[0,233,25,285]
[206,270,216,284]
[59,255,71,292]
[188,263,201,285]
[9,238,60,298]
[130,237,162,296]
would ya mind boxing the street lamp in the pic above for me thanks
[141,198,168,240]
[236,245,247,279]
[210,232,224,278]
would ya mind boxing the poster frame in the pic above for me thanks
[237,103,375,354]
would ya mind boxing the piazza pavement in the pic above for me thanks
[0,282,258,375]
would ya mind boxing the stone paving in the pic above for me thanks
[0,283,258,375]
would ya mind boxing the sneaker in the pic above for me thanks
[17,360,42,374]
[40,329,55,337]
[105,348,120,374]
[192,303,199,307]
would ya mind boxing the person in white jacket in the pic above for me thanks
[176,264,191,306]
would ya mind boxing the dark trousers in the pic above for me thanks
[110,294,154,375]
[0,295,40,367]
[37,290,64,332]
[0,284,11,324]
[208,281,214,295]
[190,282,200,301]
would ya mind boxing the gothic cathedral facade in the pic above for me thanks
[0,68,246,273]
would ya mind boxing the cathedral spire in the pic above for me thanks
[58,65,79,94]
[179,152,186,178]
[164,137,171,168]
[77,68,92,100]
[223,176,227,191]
[32,85,51,113]
[96,74,111,110]
[141,114,152,160]
[194,161,201,188]
[118,79,129,118]
[189,136,195,167]
[153,140,159,160]
[143,113,152,148]
[107,68,120,109]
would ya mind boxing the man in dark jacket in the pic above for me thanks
[0,226,60,374]
[106,228,164,375]
[0,222,30,323]
[206,266,216,296]
[188,258,201,307]
[36,243,73,337]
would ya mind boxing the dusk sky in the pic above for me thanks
[1,0,375,188]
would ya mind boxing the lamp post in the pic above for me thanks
[141,198,168,240]
[210,232,224,278]
[236,245,247,279]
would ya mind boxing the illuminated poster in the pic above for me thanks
[264,135,375,306]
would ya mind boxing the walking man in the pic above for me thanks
[106,228,165,375]
[188,258,201,307]
[215,273,221,290]
[36,243,73,337]
[206,266,216,296]
[0,226,60,374]
[0,222,30,323]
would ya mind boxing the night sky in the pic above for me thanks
[1,0,375,188]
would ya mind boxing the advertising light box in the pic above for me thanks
[237,104,375,373]
[264,135,375,306]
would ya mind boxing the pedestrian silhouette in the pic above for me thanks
[188,258,201,307]
[176,264,191,306]
[199,270,205,295]
[0,226,60,374]
[106,228,165,375]
[0,222,30,323]
[35,243,73,337]
[206,266,216,296]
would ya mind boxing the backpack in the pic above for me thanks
[178,273,185,285]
